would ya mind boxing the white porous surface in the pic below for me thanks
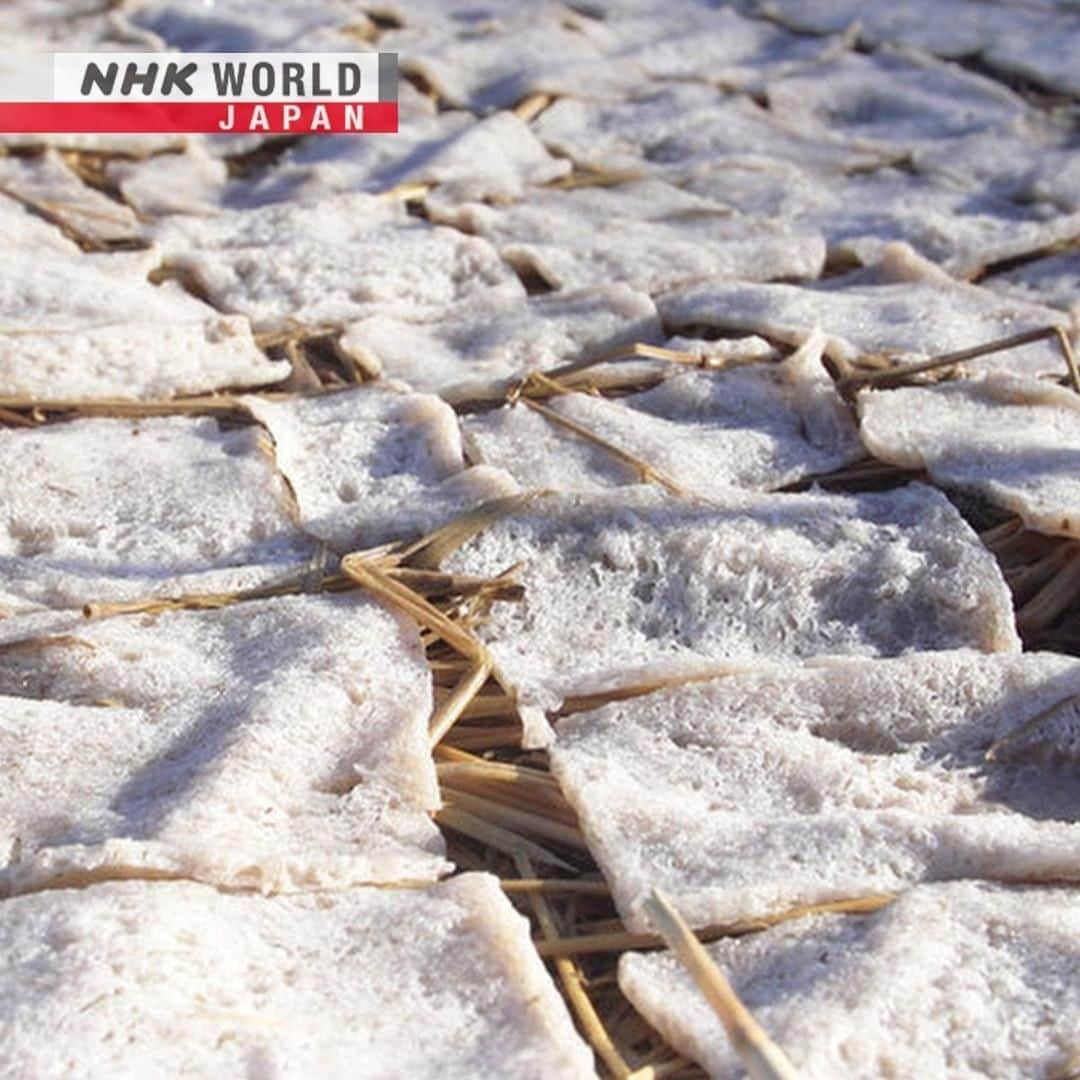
[430,179,826,292]
[241,385,520,550]
[593,4,842,87]
[983,251,1080,311]
[755,0,1080,107]
[659,243,1074,377]
[0,244,286,399]
[685,161,1080,279]
[764,49,1028,156]
[443,485,1019,727]
[751,0,1041,65]
[0,874,594,1078]
[860,373,1080,539]
[0,151,143,246]
[550,649,1080,931]
[244,110,570,208]
[619,881,1080,1079]
[981,8,1080,98]
[341,284,663,397]
[384,8,643,111]
[0,190,85,253]
[126,0,374,51]
[463,331,862,497]
[153,194,522,330]
[0,593,447,894]
[105,142,231,219]
[0,416,311,616]
[531,82,882,178]
[7,0,1080,1071]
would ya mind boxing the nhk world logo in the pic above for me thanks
[0,52,398,134]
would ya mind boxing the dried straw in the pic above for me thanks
[341,554,495,748]
[837,324,1080,397]
[643,889,799,1080]
[437,806,576,873]
[520,396,691,497]
[538,894,894,957]
[513,93,554,123]
[516,852,635,1079]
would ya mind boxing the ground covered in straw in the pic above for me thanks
[1,1,1080,1077]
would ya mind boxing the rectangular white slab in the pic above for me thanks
[0,244,287,400]
[106,141,231,219]
[551,649,1080,931]
[659,243,1074,378]
[385,8,643,110]
[463,332,862,498]
[594,4,841,87]
[0,874,594,1078]
[983,7,1080,97]
[0,416,312,617]
[983,251,1080,311]
[0,592,446,893]
[128,0,373,50]
[431,179,825,293]
[765,49,1028,156]
[686,160,1080,280]
[244,110,570,209]
[154,194,522,331]
[859,373,1080,539]
[0,150,142,247]
[0,191,83,253]
[620,881,1080,1079]
[443,485,1019,740]
[532,83,882,178]
[241,386,519,551]
[752,0,1020,57]
[340,284,662,398]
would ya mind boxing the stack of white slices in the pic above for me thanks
[2,1,1079,1076]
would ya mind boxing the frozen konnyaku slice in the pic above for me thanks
[245,110,570,209]
[0,874,594,1076]
[442,485,1019,743]
[107,83,441,218]
[105,141,231,219]
[685,161,1080,280]
[765,49,1027,156]
[0,187,85,253]
[384,8,643,110]
[153,193,522,331]
[859,373,1080,539]
[0,0,155,44]
[340,284,662,398]
[127,0,373,50]
[462,332,862,498]
[983,251,1080,312]
[660,243,1074,378]
[913,120,1080,216]
[982,6,1080,98]
[620,881,1080,1079]
[550,649,1080,931]
[241,386,519,551]
[0,150,143,247]
[433,180,825,293]
[0,416,311,617]
[752,0,1072,74]
[596,4,843,87]
[532,83,882,178]
[0,246,286,399]
[0,593,447,893]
